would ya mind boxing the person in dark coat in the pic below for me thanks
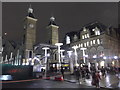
[61,66,64,78]
[95,71,101,88]
[81,68,86,82]
[101,66,106,77]
[75,68,81,83]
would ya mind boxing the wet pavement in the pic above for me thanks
[64,72,120,89]
[2,79,93,88]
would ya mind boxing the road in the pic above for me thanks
[2,79,108,89]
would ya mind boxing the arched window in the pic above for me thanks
[29,51,32,58]
[74,35,78,41]
[66,35,70,44]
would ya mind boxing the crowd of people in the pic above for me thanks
[73,66,108,88]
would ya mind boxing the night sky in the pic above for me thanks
[2,2,118,44]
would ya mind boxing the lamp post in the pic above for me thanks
[80,48,87,64]
[60,49,65,63]
[72,45,78,67]
[114,56,118,71]
[67,51,73,74]
[55,43,63,70]
[42,47,49,77]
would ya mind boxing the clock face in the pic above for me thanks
[29,23,34,28]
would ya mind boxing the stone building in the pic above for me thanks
[63,21,120,68]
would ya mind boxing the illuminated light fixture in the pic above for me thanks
[85,55,88,57]
[103,56,107,60]
[93,55,97,58]
[72,45,78,66]
[80,48,87,63]
[76,63,79,67]
[100,61,105,67]
[55,43,63,68]
[47,53,50,57]
[42,47,50,77]
[114,56,118,59]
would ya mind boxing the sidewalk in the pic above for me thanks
[64,72,120,89]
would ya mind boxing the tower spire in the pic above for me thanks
[48,16,56,26]
[28,4,33,13]
[27,4,34,18]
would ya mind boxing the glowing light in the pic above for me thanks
[100,61,105,67]
[103,56,107,59]
[114,56,118,59]
[93,55,97,58]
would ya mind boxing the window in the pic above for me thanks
[74,35,78,41]
[92,28,95,31]
[29,51,32,58]
[87,41,89,47]
[90,41,93,46]
[82,35,84,39]
[97,39,100,44]
[95,27,100,35]
[81,43,83,47]
[85,34,87,39]
[78,44,81,48]
[87,33,89,38]
[83,27,86,32]
[66,35,70,44]
[84,43,86,47]
[93,40,96,44]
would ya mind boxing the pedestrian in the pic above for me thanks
[95,71,101,88]
[85,67,90,79]
[75,68,81,84]
[61,66,64,78]
[101,66,106,77]
[91,71,96,86]
[81,68,86,82]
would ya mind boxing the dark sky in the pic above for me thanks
[2,2,118,44]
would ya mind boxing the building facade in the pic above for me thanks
[64,21,120,68]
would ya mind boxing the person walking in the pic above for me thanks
[81,68,86,82]
[75,68,81,84]
[101,66,106,77]
[61,66,64,78]
[91,71,96,86]
[95,71,101,88]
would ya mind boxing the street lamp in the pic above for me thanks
[80,48,87,64]
[72,45,78,67]
[42,47,50,77]
[114,56,119,70]
[55,43,63,70]
[67,51,73,74]
[60,49,65,62]
[114,56,118,59]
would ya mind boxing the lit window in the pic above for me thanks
[79,44,81,48]
[87,41,89,47]
[84,43,86,47]
[83,27,86,32]
[97,30,100,35]
[85,34,87,38]
[95,27,100,35]
[74,35,78,41]
[97,39,100,44]
[90,41,93,46]
[92,28,95,31]
[93,40,96,44]
[82,35,84,39]
[66,35,70,44]
[87,34,89,38]
[81,43,83,47]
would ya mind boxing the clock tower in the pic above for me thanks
[22,6,37,65]
[47,16,59,45]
